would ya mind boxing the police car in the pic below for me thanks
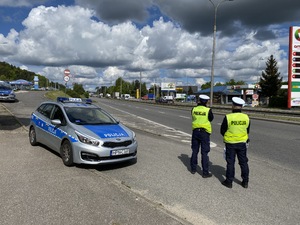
[0,83,16,102]
[29,97,137,166]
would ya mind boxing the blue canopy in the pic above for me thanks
[197,86,242,95]
[9,79,33,85]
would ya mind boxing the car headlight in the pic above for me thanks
[9,90,15,97]
[132,131,137,143]
[75,131,100,146]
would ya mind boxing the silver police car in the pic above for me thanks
[29,97,137,166]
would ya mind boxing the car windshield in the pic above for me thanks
[65,107,117,125]
[0,85,11,90]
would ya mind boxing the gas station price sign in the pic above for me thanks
[288,26,300,108]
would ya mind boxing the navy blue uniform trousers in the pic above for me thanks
[190,129,210,174]
[225,143,249,183]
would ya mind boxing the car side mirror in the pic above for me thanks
[51,119,62,126]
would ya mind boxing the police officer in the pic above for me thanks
[190,94,214,178]
[220,97,250,188]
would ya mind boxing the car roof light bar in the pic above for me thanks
[57,97,92,104]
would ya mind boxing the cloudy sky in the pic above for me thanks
[0,0,299,91]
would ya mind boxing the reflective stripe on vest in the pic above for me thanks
[192,106,212,133]
[224,113,249,143]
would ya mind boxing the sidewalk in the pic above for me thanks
[0,103,190,225]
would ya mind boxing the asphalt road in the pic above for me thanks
[1,91,300,225]
[93,97,300,172]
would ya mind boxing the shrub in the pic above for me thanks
[269,96,287,108]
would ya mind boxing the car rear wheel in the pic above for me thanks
[29,126,38,146]
[60,140,74,167]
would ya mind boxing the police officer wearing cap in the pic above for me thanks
[190,94,214,178]
[220,97,250,188]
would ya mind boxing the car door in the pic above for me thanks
[46,105,67,152]
[35,103,55,148]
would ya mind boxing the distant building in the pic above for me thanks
[197,85,258,104]
[176,85,198,94]
[161,82,176,97]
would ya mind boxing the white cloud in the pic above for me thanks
[0,3,290,91]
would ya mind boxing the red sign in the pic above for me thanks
[64,69,70,76]
[252,94,258,100]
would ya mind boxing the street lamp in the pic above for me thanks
[140,70,142,100]
[209,0,233,107]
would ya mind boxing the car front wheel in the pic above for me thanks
[60,140,74,167]
[29,126,38,146]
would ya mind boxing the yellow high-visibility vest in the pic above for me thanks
[224,113,249,143]
[192,106,212,134]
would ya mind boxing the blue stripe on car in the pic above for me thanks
[83,125,129,138]
[32,114,77,142]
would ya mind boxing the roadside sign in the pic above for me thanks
[288,26,300,108]
[64,75,70,82]
[64,69,70,76]
[252,100,259,107]
[253,94,258,100]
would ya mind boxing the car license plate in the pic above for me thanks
[111,149,130,156]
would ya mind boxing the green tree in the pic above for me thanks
[115,77,132,95]
[225,79,245,86]
[0,74,6,80]
[141,82,147,97]
[201,82,211,90]
[100,86,108,95]
[66,89,81,98]
[73,83,86,96]
[201,81,224,90]
[0,61,36,81]
[106,86,114,95]
[259,55,282,98]
[130,79,146,98]
[38,75,47,87]
[215,82,224,86]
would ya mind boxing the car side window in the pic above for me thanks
[52,106,65,124]
[38,104,54,119]
[37,104,46,114]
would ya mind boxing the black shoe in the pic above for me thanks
[222,180,232,188]
[202,173,212,178]
[191,170,196,174]
[241,181,248,188]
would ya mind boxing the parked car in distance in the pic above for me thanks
[29,97,138,166]
[155,97,168,103]
[0,82,16,102]
[155,96,174,104]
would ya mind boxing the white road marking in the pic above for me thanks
[179,115,190,119]
[102,102,218,147]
